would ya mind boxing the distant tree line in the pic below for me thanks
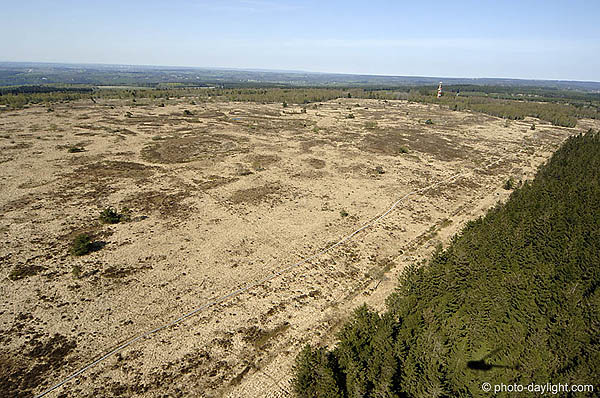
[293,130,600,397]
[1,85,598,128]
[0,85,92,95]
[408,91,596,127]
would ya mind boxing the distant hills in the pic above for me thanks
[1,62,599,90]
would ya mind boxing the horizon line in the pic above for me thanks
[1,60,600,85]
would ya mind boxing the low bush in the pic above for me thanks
[99,207,121,224]
[364,121,377,129]
[504,177,516,190]
[70,234,93,256]
[72,265,82,278]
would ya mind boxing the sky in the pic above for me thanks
[2,0,599,81]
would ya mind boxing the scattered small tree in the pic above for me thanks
[504,177,516,190]
[70,234,93,256]
[364,121,377,129]
[99,207,121,224]
[72,265,82,278]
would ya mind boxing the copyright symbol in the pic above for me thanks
[482,382,491,392]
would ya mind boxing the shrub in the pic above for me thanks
[425,118,434,125]
[364,121,377,129]
[72,265,82,278]
[531,122,536,130]
[99,207,121,224]
[183,109,194,116]
[70,234,93,256]
[346,113,355,119]
[67,146,85,153]
[504,177,516,190]
[340,209,349,217]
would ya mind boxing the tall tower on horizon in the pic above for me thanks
[437,81,443,98]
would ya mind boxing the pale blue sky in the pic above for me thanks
[2,0,599,81]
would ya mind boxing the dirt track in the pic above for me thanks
[0,98,585,397]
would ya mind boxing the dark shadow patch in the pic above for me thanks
[229,184,285,205]
[467,349,517,371]
[193,175,239,190]
[240,322,291,349]
[141,133,249,164]
[299,138,330,153]
[245,153,280,170]
[229,364,253,387]
[123,190,193,219]
[102,264,150,279]
[303,158,326,169]
[362,128,471,160]
[70,161,156,181]
[8,264,45,280]
[0,195,38,213]
[0,334,76,397]
[1,142,33,151]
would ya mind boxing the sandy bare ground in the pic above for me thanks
[0,98,587,397]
